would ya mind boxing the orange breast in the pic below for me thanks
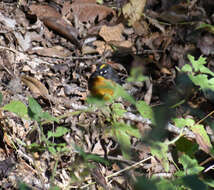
[91,76,115,100]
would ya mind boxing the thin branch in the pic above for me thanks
[106,156,152,180]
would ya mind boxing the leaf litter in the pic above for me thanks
[0,0,214,189]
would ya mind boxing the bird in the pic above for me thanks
[88,63,120,100]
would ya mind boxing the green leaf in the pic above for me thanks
[188,55,214,76]
[196,22,214,34]
[150,142,169,172]
[48,146,57,155]
[190,124,212,153]
[181,64,192,73]
[204,179,214,188]
[40,112,59,123]
[28,97,42,115]
[173,118,195,128]
[113,122,141,138]
[156,178,177,190]
[47,127,69,139]
[136,101,155,124]
[28,97,42,121]
[112,103,126,118]
[175,137,198,158]
[3,100,29,120]
[28,142,45,152]
[28,97,58,123]
[189,74,210,89]
[50,186,61,190]
[127,68,148,83]
[178,154,204,175]
[96,0,103,4]
[180,175,207,190]
[111,123,133,159]
[135,176,157,190]
[114,84,136,105]
[84,154,109,165]
[18,181,32,190]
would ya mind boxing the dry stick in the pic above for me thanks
[105,156,152,180]
[80,156,153,189]
[65,103,197,140]
[196,110,214,125]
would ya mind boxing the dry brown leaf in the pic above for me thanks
[71,3,115,22]
[93,40,112,54]
[21,76,49,99]
[194,133,211,154]
[160,67,172,75]
[99,24,124,42]
[110,40,133,48]
[122,0,146,25]
[133,20,149,36]
[191,124,212,154]
[29,4,80,46]
[82,45,98,54]
[43,17,79,46]
[3,132,13,148]
[28,46,71,58]
[29,4,61,20]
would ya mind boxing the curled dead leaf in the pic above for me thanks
[21,76,49,99]
[71,3,115,22]
[29,4,61,20]
[43,17,80,47]
[29,4,80,47]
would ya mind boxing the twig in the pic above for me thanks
[196,110,214,125]
[204,164,214,173]
[80,156,152,189]
[153,173,172,178]
[106,156,152,180]
[0,45,22,54]
[61,102,197,140]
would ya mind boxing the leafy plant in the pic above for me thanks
[181,55,214,92]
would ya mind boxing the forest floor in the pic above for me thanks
[0,0,214,189]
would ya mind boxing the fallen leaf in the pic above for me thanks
[43,17,80,47]
[14,32,32,51]
[28,46,71,58]
[191,124,212,154]
[197,35,214,56]
[92,40,112,54]
[29,4,61,20]
[29,4,80,47]
[133,20,149,36]
[110,40,133,48]
[99,24,124,42]
[122,0,146,25]
[21,76,49,99]
[158,4,189,24]
[71,3,115,22]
